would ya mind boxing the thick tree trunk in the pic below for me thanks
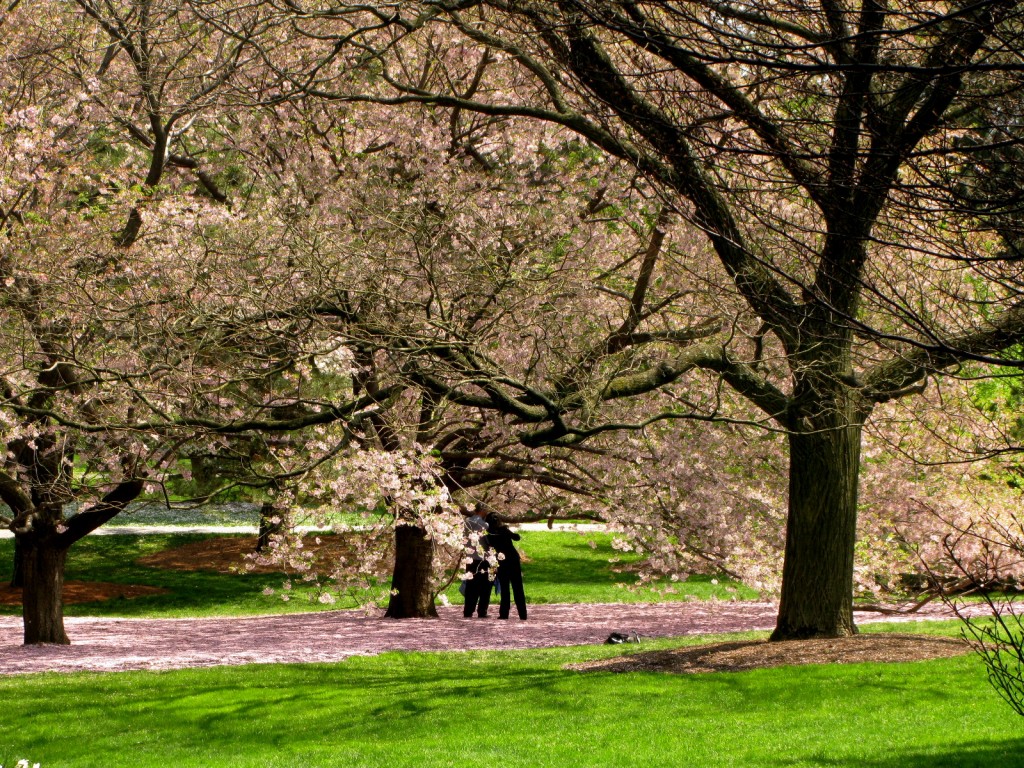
[384,525,438,618]
[771,411,863,640]
[21,536,70,645]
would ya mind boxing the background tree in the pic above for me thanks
[205,83,726,616]
[0,0,355,643]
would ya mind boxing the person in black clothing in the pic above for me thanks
[462,509,492,618]
[485,510,527,620]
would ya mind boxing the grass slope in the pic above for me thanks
[0,629,1019,767]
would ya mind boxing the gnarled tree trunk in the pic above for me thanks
[20,534,70,645]
[13,480,143,645]
[385,525,438,618]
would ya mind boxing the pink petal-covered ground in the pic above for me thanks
[0,601,974,675]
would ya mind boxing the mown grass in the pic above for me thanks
[0,624,1020,768]
[0,531,757,619]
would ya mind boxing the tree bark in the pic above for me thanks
[772,401,863,640]
[20,535,70,645]
[14,480,143,645]
[384,524,438,618]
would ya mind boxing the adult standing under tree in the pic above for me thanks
[486,509,527,621]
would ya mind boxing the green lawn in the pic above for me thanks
[0,626,1019,767]
[0,531,757,618]
[1,534,1017,767]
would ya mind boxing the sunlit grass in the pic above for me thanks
[0,626,1020,767]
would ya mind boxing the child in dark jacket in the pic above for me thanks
[462,510,492,618]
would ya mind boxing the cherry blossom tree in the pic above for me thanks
[205,81,730,616]
[0,0,343,644]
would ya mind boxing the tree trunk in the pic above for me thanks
[188,452,220,494]
[771,409,863,640]
[21,536,70,645]
[255,502,281,553]
[384,525,438,618]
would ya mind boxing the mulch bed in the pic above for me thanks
[568,633,970,674]
[135,534,370,574]
[0,582,169,606]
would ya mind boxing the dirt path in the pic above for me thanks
[0,601,974,676]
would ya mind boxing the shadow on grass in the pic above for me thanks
[785,739,1024,768]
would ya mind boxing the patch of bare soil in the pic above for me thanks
[135,534,360,574]
[568,633,970,674]
[0,582,168,606]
